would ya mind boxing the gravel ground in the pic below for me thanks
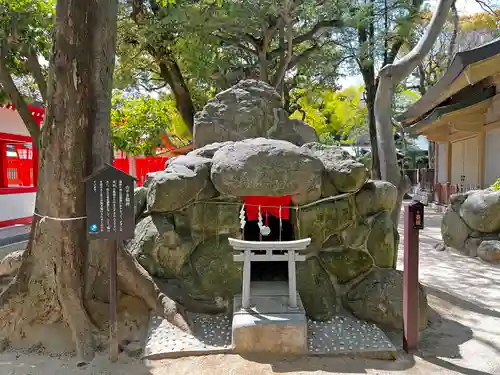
[1,203,500,375]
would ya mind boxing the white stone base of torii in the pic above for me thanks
[228,237,311,309]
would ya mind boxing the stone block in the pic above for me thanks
[232,288,308,354]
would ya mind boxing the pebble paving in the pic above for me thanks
[143,313,396,359]
[307,315,397,358]
[143,314,232,359]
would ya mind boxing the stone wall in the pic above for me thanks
[129,138,427,330]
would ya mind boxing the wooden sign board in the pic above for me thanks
[84,163,136,240]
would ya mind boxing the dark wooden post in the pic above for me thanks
[109,241,119,361]
[403,201,423,353]
[85,164,136,362]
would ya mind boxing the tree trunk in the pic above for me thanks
[358,4,381,180]
[158,57,196,135]
[360,65,380,179]
[365,82,380,179]
[375,0,455,266]
[0,0,189,362]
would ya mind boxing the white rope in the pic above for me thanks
[34,212,87,224]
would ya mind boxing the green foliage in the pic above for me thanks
[394,86,421,115]
[491,178,500,191]
[0,0,54,102]
[290,86,367,144]
[110,92,191,155]
[115,0,345,98]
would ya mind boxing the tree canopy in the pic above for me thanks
[111,92,191,155]
[290,85,367,144]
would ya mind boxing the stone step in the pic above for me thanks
[232,294,308,354]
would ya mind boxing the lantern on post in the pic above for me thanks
[409,200,424,230]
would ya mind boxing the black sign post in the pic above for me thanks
[84,163,136,362]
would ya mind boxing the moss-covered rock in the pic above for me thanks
[297,197,354,246]
[134,187,147,220]
[366,213,396,268]
[341,220,371,249]
[147,155,217,213]
[125,215,194,278]
[355,180,397,217]
[182,235,242,302]
[320,248,373,283]
[302,143,368,193]
[297,257,337,320]
[188,200,242,235]
[441,209,471,251]
[344,268,428,330]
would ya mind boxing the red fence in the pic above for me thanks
[113,156,168,186]
[134,157,168,186]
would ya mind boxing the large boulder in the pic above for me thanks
[441,209,472,251]
[188,199,242,236]
[267,116,318,146]
[147,155,217,213]
[210,138,323,203]
[125,215,194,278]
[142,171,161,188]
[355,180,397,217]
[344,268,428,330]
[366,212,396,268]
[297,257,337,320]
[296,196,354,246]
[188,141,234,159]
[193,80,318,148]
[341,220,371,249]
[181,235,242,302]
[320,248,373,283]
[459,190,500,233]
[477,240,500,263]
[134,187,147,220]
[303,143,368,194]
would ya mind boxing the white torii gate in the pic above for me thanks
[229,237,311,309]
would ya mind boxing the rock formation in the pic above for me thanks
[193,80,318,148]
[442,189,500,263]
[127,80,428,330]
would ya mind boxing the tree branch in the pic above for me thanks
[447,0,459,63]
[23,46,47,103]
[374,0,455,228]
[271,2,295,88]
[268,18,343,60]
[0,44,41,143]
[287,43,320,70]
[214,34,257,55]
[386,0,455,81]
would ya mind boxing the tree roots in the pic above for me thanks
[0,241,191,362]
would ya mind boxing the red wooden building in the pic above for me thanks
[0,104,186,228]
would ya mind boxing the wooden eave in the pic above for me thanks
[406,92,498,141]
[397,37,500,126]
